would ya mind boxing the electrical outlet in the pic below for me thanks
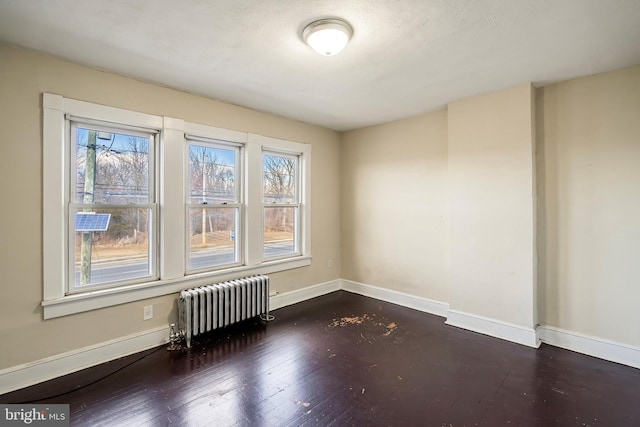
[143,305,153,320]
[328,259,334,268]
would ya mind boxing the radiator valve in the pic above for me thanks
[167,323,183,351]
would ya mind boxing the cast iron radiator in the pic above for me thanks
[179,275,269,347]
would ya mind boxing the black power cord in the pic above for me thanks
[13,345,165,404]
[13,311,275,403]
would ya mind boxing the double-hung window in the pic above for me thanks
[186,138,242,272]
[263,151,300,259]
[69,120,157,292]
[43,93,311,319]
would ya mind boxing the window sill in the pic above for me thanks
[42,256,312,319]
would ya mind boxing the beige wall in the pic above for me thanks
[0,45,341,369]
[537,66,640,345]
[341,112,449,302]
[2,41,638,373]
[341,85,539,332]
[341,68,639,349]
[447,84,537,329]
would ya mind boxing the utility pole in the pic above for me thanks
[80,131,97,285]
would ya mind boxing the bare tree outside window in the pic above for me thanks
[72,125,154,288]
[263,155,296,203]
[46,93,312,303]
[263,153,298,257]
[186,143,238,270]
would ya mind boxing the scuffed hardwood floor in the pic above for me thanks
[2,291,639,426]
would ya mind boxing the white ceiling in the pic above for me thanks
[1,0,639,131]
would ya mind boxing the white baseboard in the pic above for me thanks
[340,279,449,317]
[343,283,639,368]
[445,309,540,348]
[537,326,640,369]
[1,280,342,395]
[3,279,637,395]
[0,326,169,396]
[270,279,341,311]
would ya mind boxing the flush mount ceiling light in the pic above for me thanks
[302,18,353,56]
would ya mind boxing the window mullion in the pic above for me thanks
[161,118,186,280]
[245,142,264,265]
[43,93,311,317]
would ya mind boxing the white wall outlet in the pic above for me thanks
[143,305,153,320]
[328,259,334,268]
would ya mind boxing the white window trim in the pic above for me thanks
[262,150,302,260]
[184,131,245,273]
[249,133,312,260]
[43,93,311,319]
[67,120,160,293]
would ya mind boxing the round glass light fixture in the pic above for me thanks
[303,18,353,56]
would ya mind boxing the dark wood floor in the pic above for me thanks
[2,291,639,426]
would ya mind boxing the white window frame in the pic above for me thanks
[42,94,311,319]
[262,150,302,260]
[185,134,244,273]
[67,119,159,293]
[248,134,311,264]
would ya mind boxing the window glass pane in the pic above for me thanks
[264,206,297,257]
[72,207,152,288]
[188,207,238,270]
[74,127,150,204]
[263,153,297,203]
[188,144,236,204]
